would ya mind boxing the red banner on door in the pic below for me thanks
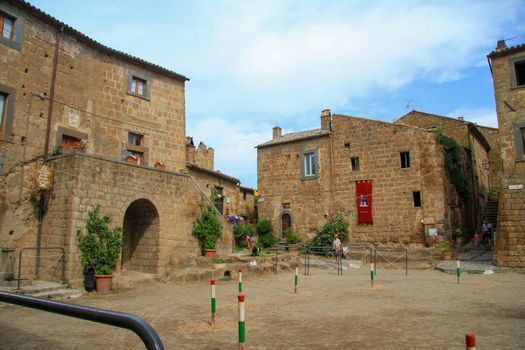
[356,180,373,224]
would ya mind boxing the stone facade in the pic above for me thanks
[0,1,236,282]
[488,41,525,268]
[257,110,450,245]
[395,110,493,233]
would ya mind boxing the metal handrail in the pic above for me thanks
[0,291,165,350]
[17,246,65,290]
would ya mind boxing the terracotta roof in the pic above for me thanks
[488,43,525,58]
[257,129,330,148]
[239,186,255,194]
[187,163,240,184]
[12,0,188,82]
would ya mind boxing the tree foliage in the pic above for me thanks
[233,223,255,248]
[193,204,222,250]
[437,133,470,202]
[256,219,278,248]
[308,213,349,249]
[77,205,123,275]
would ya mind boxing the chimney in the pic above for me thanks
[273,127,282,140]
[496,39,507,52]
[321,109,331,131]
[458,116,464,121]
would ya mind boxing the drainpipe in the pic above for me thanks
[36,26,63,278]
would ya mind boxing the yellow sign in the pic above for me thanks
[37,165,51,190]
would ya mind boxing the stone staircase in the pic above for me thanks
[483,200,499,225]
[0,280,82,300]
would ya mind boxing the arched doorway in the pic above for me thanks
[281,212,292,240]
[122,199,159,273]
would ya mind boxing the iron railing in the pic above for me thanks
[0,291,165,350]
[17,246,65,290]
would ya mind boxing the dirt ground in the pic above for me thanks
[1,266,524,349]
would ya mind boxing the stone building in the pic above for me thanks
[488,40,525,268]
[0,0,249,283]
[186,137,255,222]
[395,110,493,234]
[257,110,453,244]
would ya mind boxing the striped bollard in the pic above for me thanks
[239,268,243,293]
[370,260,375,287]
[294,262,299,294]
[465,332,475,349]
[238,294,246,350]
[210,278,216,326]
[457,257,461,284]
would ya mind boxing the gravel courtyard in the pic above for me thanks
[1,266,524,349]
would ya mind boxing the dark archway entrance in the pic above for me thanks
[281,213,291,240]
[122,199,159,273]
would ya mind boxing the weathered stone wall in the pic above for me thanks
[257,113,448,244]
[396,110,494,233]
[0,1,237,282]
[331,115,447,244]
[490,45,525,268]
[43,154,232,281]
[257,135,331,239]
[478,126,502,192]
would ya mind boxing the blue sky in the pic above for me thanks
[30,0,525,188]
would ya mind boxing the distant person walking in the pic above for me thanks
[482,218,493,248]
[333,234,342,263]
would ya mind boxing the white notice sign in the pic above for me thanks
[428,228,438,237]
[509,184,523,190]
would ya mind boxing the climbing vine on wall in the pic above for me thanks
[437,133,470,202]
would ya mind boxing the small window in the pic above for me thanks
[0,93,6,134]
[0,86,15,142]
[130,77,146,96]
[128,132,143,146]
[127,72,151,100]
[60,135,81,151]
[521,127,525,156]
[400,151,410,168]
[301,150,318,179]
[413,191,421,207]
[515,61,525,87]
[351,157,360,171]
[515,123,525,160]
[1,12,14,40]
[125,131,148,165]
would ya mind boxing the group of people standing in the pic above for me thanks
[473,218,495,248]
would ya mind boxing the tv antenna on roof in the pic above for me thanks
[405,100,417,110]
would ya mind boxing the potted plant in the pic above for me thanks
[193,204,222,258]
[488,189,498,201]
[435,240,452,260]
[77,205,123,293]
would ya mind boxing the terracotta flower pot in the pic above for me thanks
[95,274,113,293]
[441,252,452,260]
[204,249,217,258]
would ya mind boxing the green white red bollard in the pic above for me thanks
[239,268,243,293]
[465,332,475,349]
[457,257,461,284]
[238,293,246,349]
[210,278,216,325]
[370,260,375,287]
[294,262,299,294]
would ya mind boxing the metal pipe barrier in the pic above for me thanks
[301,244,377,275]
[374,247,408,276]
[0,291,165,350]
[17,246,65,290]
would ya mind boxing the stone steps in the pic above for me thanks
[0,280,82,300]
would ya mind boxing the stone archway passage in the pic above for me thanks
[122,199,159,273]
[281,213,291,239]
